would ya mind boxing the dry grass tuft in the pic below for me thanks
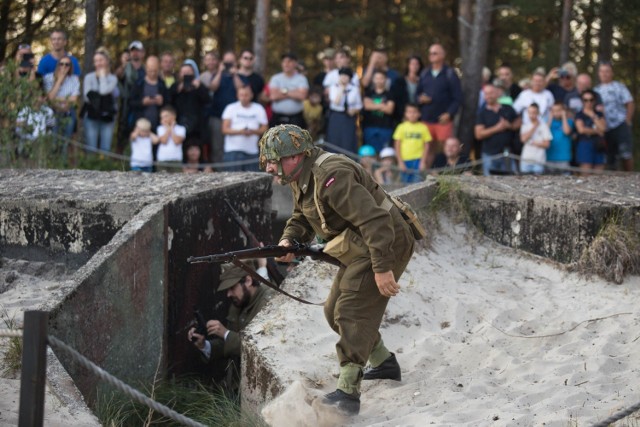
[428,175,472,224]
[0,307,22,378]
[574,213,640,284]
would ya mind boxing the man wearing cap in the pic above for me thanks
[260,124,415,415]
[269,53,309,128]
[115,41,146,154]
[545,61,578,103]
[313,48,336,88]
[189,262,272,391]
[37,29,81,76]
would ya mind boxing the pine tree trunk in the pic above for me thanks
[84,0,98,73]
[559,0,572,64]
[0,0,13,60]
[252,0,270,75]
[458,0,494,156]
[598,0,614,63]
[458,0,472,63]
[193,0,207,58]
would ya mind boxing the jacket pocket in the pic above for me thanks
[323,228,369,266]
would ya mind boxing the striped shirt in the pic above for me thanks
[43,73,81,99]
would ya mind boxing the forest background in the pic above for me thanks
[1,0,639,168]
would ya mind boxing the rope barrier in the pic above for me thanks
[50,133,632,177]
[47,335,208,427]
[0,329,22,338]
[52,133,258,170]
[591,401,640,427]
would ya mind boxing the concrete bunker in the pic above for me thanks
[0,169,275,421]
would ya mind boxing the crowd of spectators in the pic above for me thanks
[8,29,636,179]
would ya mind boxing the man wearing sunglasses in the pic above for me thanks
[234,49,264,103]
[37,29,81,77]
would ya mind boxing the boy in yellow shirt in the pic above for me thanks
[393,103,432,183]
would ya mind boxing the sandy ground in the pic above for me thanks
[0,257,100,426]
[252,217,640,427]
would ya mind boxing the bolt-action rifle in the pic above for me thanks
[187,242,342,268]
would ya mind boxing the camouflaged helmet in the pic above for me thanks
[258,124,315,170]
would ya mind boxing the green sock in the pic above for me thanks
[368,339,392,368]
[337,363,363,395]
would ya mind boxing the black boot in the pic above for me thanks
[363,353,401,381]
[322,389,361,415]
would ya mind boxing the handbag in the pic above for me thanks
[86,90,115,122]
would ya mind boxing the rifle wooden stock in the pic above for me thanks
[187,244,343,268]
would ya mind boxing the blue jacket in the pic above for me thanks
[416,65,462,123]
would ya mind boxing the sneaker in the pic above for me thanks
[363,353,401,381]
[322,389,361,415]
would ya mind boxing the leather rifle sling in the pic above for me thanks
[231,259,325,306]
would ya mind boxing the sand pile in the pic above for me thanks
[248,217,640,427]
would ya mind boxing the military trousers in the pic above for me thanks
[323,209,415,368]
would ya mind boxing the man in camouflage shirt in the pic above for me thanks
[260,124,415,415]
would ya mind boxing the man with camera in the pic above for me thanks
[188,260,272,393]
[208,51,239,165]
[545,61,578,104]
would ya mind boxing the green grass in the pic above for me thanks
[96,378,268,427]
[0,307,22,378]
[428,175,472,224]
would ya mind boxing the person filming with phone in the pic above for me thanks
[169,61,209,143]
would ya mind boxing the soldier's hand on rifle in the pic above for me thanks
[206,320,228,339]
[188,327,205,349]
[276,239,297,263]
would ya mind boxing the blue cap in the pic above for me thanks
[358,145,377,157]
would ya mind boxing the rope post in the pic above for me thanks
[18,311,49,427]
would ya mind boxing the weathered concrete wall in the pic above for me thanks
[0,169,275,414]
[46,203,166,404]
[166,177,275,380]
[455,175,640,264]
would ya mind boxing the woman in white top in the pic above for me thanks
[82,48,119,152]
[327,67,363,154]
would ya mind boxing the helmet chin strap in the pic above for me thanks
[277,157,305,185]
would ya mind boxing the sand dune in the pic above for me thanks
[253,218,640,427]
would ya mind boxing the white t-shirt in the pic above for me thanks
[221,101,268,154]
[513,89,555,126]
[156,124,186,162]
[130,136,154,167]
[520,121,552,164]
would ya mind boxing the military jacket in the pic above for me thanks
[281,147,400,273]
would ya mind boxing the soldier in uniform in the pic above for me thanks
[189,263,272,393]
[259,124,416,415]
